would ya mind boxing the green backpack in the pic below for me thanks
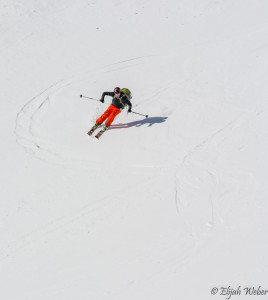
[121,88,132,100]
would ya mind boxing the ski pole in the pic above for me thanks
[131,111,149,118]
[80,94,100,102]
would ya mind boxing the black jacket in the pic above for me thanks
[100,92,132,110]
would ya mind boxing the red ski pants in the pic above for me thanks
[96,105,121,127]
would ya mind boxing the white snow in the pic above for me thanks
[1,0,268,299]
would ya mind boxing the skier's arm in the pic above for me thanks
[100,92,114,103]
[124,96,132,112]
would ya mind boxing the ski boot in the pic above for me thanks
[87,123,100,136]
[95,125,108,139]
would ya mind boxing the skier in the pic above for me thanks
[88,87,132,137]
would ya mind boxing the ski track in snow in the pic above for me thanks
[13,53,254,278]
[173,106,268,243]
[14,77,103,168]
[14,56,174,170]
[13,56,220,280]
[172,122,234,238]
[13,57,268,294]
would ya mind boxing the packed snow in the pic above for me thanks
[1,0,268,299]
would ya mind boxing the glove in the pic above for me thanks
[100,99,104,103]
[128,108,132,113]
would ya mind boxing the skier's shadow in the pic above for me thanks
[110,116,168,130]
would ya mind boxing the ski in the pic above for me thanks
[87,124,108,139]
[87,124,100,136]
[95,128,107,139]
[87,127,96,136]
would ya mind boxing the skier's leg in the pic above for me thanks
[96,105,113,125]
[106,107,121,127]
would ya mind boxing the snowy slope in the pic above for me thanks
[1,0,268,299]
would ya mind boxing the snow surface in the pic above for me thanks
[1,0,268,299]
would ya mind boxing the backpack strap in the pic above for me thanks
[113,94,127,109]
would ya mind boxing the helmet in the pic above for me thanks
[114,87,121,94]
[121,88,132,100]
